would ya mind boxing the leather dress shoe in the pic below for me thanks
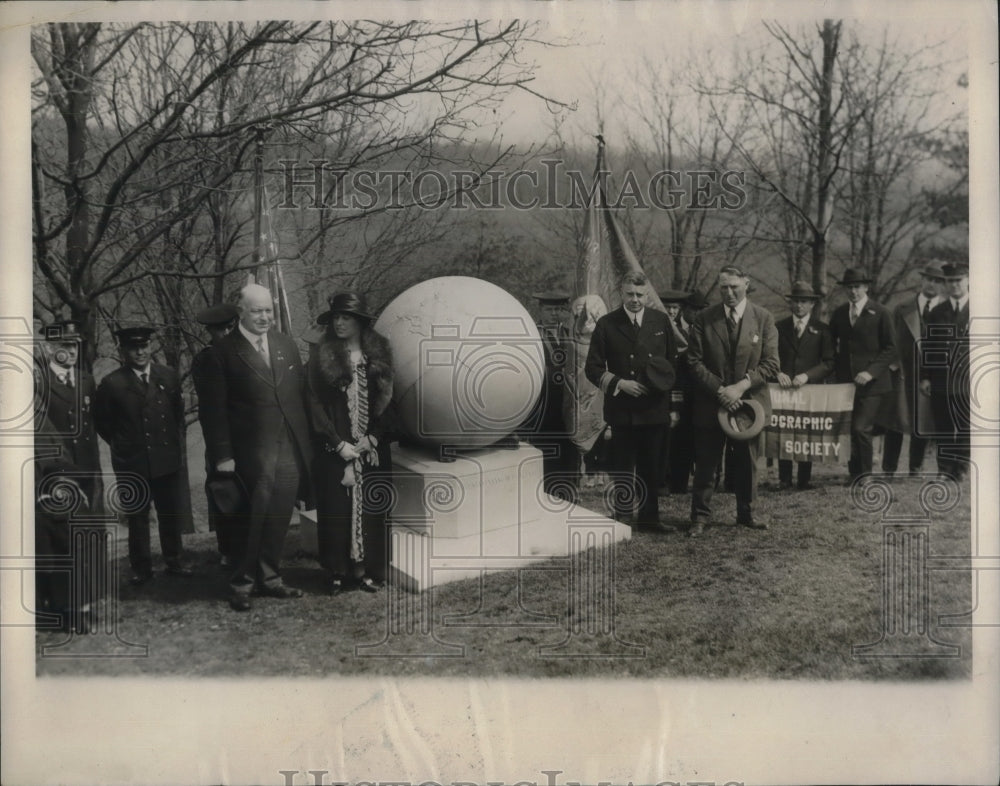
[638,520,676,534]
[326,578,345,596]
[687,520,706,538]
[165,562,194,577]
[356,577,382,594]
[129,571,154,586]
[228,593,252,612]
[255,584,303,599]
[740,518,768,530]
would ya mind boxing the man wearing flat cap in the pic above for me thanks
[528,291,578,498]
[920,262,970,481]
[94,324,193,585]
[828,268,897,483]
[197,283,313,611]
[191,303,240,567]
[775,281,834,490]
[585,272,681,533]
[686,266,778,534]
[881,261,945,477]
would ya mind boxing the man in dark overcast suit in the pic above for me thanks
[198,283,313,610]
[585,272,681,533]
[686,266,778,534]
[828,268,897,483]
[774,281,833,490]
[920,262,970,481]
[882,261,945,476]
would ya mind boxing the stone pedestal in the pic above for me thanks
[387,442,630,592]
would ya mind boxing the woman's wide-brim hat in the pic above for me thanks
[717,399,767,442]
[317,291,374,324]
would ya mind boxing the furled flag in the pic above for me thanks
[564,138,666,456]
[247,184,293,335]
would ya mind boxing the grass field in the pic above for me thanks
[35,432,974,679]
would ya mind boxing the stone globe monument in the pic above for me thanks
[370,276,629,594]
[375,276,545,449]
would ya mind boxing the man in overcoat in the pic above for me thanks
[686,266,779,535]
[881,262,944,476]
[828,268,898,482]
[774,281,834,490]
[197,284,313,611]
[94,325,193,584]
[585,273,680,533]
[920,262,970,481]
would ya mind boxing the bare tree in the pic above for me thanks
[31,20,561,364]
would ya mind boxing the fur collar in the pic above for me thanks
[315,329,394,416]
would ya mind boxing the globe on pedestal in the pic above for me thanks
[374,276,544,448]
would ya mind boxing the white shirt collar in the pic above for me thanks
[952,295,969,311]
[851,294,868,313]
[239,322,268,348]
[627,306,645,327]
[131,364,151,379]
[793,315,809,329]
[49,362,73,382]
[918,293,939,311]
[728,299,748,321]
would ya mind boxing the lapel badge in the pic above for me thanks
[752,334,759,344]
[808,326,818,334]
[866,308,875,315]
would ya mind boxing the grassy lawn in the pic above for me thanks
[36,436,973,679]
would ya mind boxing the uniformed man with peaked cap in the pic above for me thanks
[94,323,194,584]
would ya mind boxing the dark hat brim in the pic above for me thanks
[717,399,767,441]
[204,471,248,516]
[317,308,374,325]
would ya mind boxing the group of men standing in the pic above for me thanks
[34,283,314,626]
[536,259,972,535]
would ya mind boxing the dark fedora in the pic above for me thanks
[196,303,239,326]
[205,471,248,516]
[838,268,872,286]
[942,262,969,278]
[684,291,710,310]
[113,323,156,346]
[317,291,374,324]
[920,261,947,280]
[658,289,690,304]
[784,280,820,300]
[717,399,767,442]
[642,356,676,393]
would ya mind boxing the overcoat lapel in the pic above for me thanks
[733,304,758,375]
[902,299,921,341]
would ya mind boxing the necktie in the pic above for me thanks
[727,308,738,336]
[62,372,74,388]
[849,305,858,327]
[922,299,931,322]
[632,316,640,334]
[257,337,270,367]
[140,372,148,387]
[795,319,805,338]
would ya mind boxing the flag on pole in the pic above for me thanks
[564,138,664,455]
[254,186,293,334]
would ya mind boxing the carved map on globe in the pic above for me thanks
[374,277,545,449]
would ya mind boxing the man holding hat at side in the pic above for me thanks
[94,323,194,585]
[882,261,945,477]
[920,261,970,481]
[585,272,681,533]
[191,303,241,568]
[197,283,313,611]
[775,281,834,490]
[828,268,897,483]
[686,266,778,534]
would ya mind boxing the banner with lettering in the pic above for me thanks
[764,383,855,463]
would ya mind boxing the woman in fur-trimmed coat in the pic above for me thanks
[306,292,394,595]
